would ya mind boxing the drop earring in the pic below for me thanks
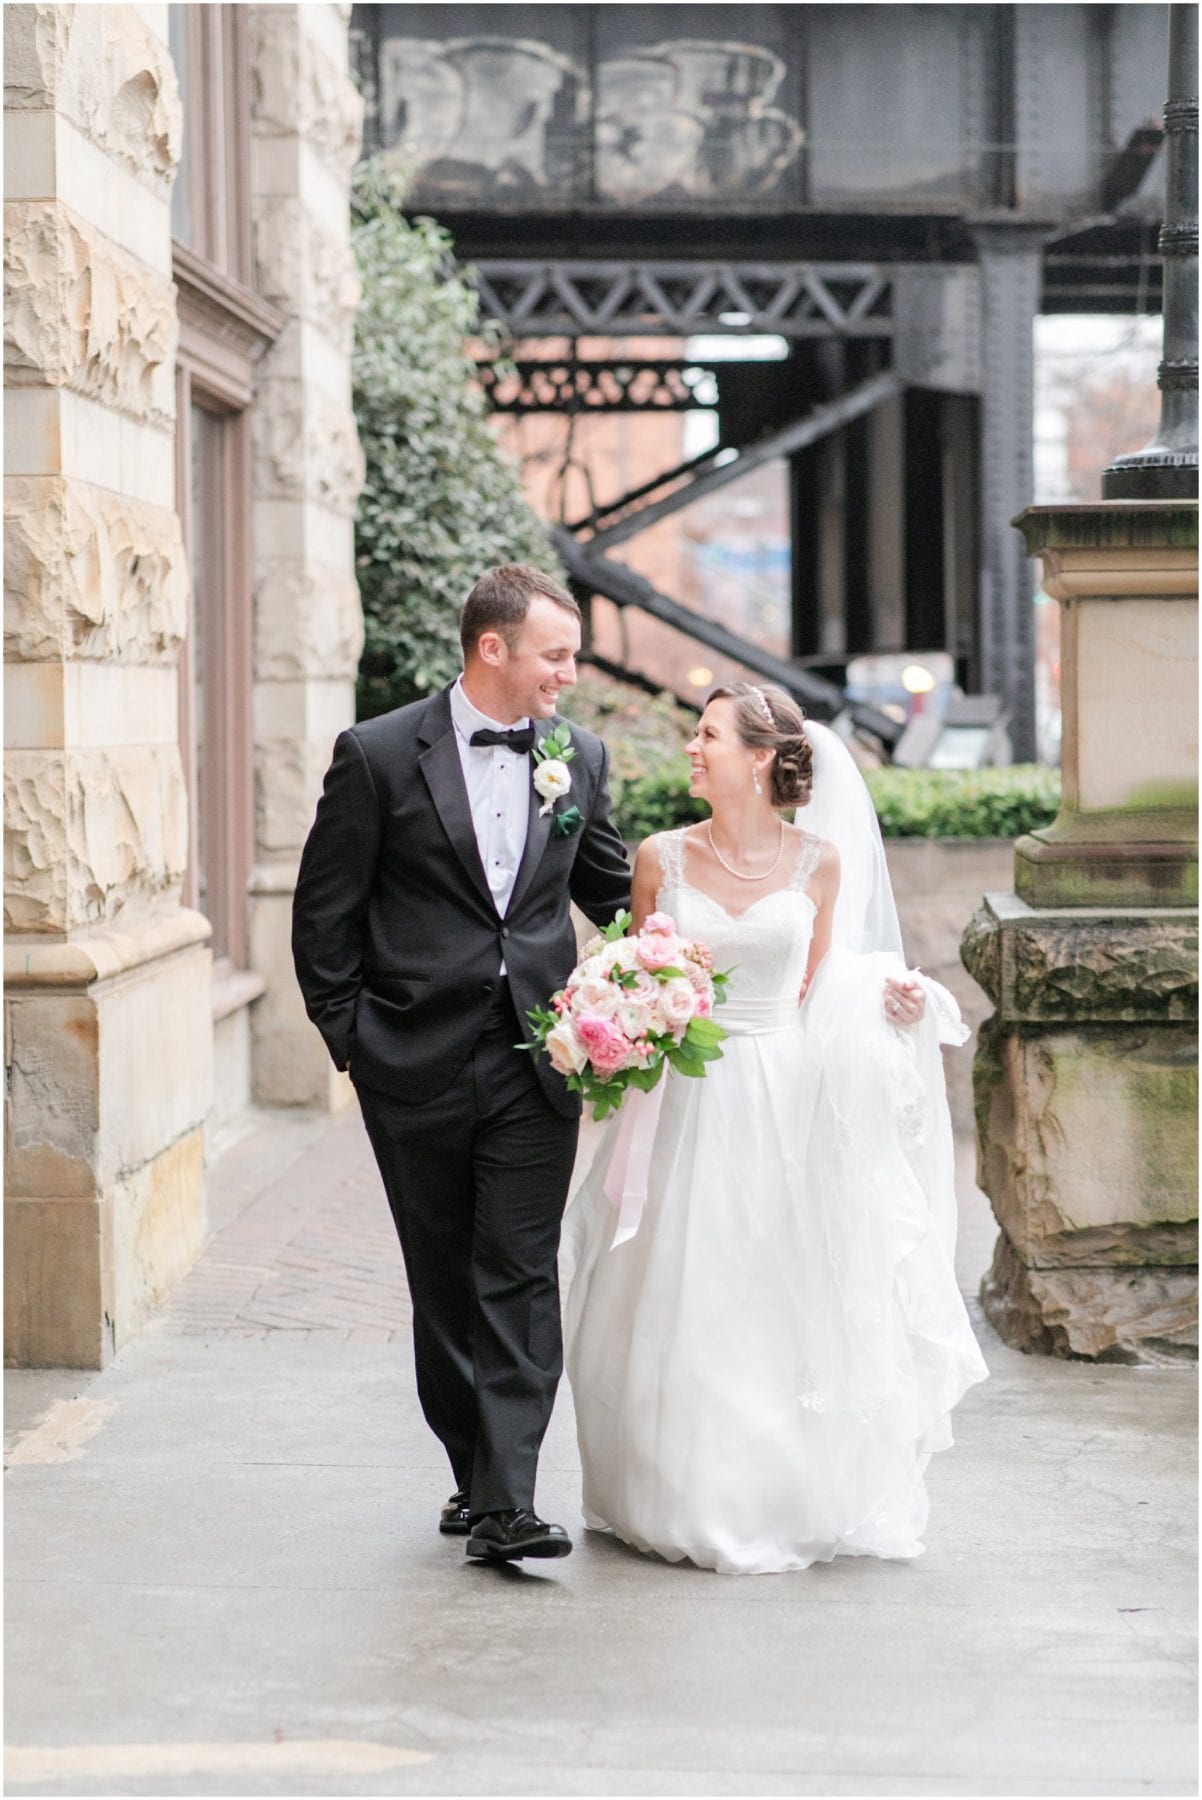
[753,769,763,795]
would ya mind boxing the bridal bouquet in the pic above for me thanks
[525,910,730,1120]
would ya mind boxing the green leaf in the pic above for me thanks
[685,1017,726,1046]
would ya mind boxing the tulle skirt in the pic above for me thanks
[560,951,990,1576]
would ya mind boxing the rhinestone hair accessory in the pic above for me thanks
[748,685,774,726]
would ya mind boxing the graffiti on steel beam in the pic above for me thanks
[377,37,805,203]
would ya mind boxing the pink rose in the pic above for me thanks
[637,933,682,973]
[643,910,677,937]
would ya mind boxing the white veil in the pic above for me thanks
[794,721,904,958]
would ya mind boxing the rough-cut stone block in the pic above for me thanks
[4,3,181,190]
[252,194,359,352]
[253,561,363,682]
[253,737,337,860]
[253,735,340,860]
[251,376,363,515]
[5,988,100,1197]
[5,745,188,932]
[981,1230,1197,1365]
[5,476,186,665]
[110,1126,205,1343]
[974,1016,1197,1268]
[249,6,363,181]
[963,895,1198,1022]
[5,199,175,426]
[96,940,212,1180]
[4,1192,107,1368]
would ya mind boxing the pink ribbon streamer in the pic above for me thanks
[602,1080,666,1250]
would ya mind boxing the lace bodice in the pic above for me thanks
[656,827,825,1003]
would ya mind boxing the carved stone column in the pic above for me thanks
[246,3,365,1109]
[4,5,212,1365]
[962,503,1198,1362]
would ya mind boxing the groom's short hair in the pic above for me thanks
[461,565,580,658]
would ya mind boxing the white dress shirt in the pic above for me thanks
[448,676,533,924]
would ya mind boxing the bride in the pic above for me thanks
[561,682,990,1576]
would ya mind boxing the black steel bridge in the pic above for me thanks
[351,3,1171,758]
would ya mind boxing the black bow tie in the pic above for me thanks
[469,726,536,754]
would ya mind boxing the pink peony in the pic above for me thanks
[576,1012,619,1055]
[637,932,682,972]
[643,910,677,936]
[694,990,713,1017]
[589,1028,635,1077]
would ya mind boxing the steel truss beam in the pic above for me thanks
[583,370,904,553]
[477,358,723,414]
[555,530,843,716]
[473,261,893,340]
[559,534,904,748]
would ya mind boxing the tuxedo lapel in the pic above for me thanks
[417,691,497,913]
[508,719,556,916]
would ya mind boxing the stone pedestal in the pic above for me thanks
[1012,504,1197,909]
[962,894,1197,1362]
[962,502,1198,1363]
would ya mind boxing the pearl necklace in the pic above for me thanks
[706,818,785,882]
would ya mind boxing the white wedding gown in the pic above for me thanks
[561,827,990,1576]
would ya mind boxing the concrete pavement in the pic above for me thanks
[5,1107,1197,1798]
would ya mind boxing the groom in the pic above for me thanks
[292,565,631,1563]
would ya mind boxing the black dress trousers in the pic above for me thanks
[355,980,579,1517]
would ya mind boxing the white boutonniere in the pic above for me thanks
[533,723,584,837]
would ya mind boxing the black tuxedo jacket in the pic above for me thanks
[291,684,632,1117]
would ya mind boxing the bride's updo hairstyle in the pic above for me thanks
[707,683,814,808]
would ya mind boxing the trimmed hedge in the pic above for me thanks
[864,764,1061,839]
[612,756,1060,844]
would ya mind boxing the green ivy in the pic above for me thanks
[351,158,561,719]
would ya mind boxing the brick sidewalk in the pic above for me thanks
[159,1111,410,1342]
[163,1099,991,1346]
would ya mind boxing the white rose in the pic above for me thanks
[617,999,652,1039]
[545,1019,588,1076]
[609,937,640,971]
[572,976,621,1018]
[533,758,572,815]
[659,979,697,1032]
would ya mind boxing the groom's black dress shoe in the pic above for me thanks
[465,1508,573,1562]
[439,1489,472,1536]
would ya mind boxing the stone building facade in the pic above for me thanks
[4,4,365,1366]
